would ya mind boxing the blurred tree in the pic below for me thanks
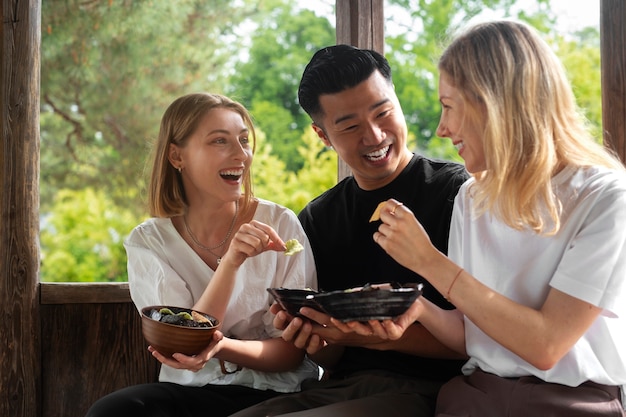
[253,128,337,214]
[41,0,259,215]
[227,0,335,172]
[39,0,602,282]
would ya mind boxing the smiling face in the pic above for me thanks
[169,107,253,205]
[312,71,413,190]
[436,71,487,173]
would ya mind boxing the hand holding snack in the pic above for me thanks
[371,199,440,275]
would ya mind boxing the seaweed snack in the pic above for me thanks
[284,239,304,256]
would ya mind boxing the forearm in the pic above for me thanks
[216,337,306,372]
[193,262,238,322]
[422,262,600,370]
[372,321,466,359]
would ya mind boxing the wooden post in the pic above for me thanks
[0,1,41,416]
[601,0,626,165]
[334,0,384,180]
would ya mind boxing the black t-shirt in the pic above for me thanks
[298,153,469,381]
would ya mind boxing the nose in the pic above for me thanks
[436,117,449,138]
[363,122,386,146]
[232,140,250,161]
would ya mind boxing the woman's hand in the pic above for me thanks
[373,199,439,275]
[221,220,287,268]
[331,298,424,340]
[148,330,224,372]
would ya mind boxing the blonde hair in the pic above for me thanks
[439,20,624,234]
[147,92,256,217]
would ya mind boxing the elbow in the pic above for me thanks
[530,358,558,371]
[524,346,567,371]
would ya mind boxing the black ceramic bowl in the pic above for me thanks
[267,288,320,316]
[311,283,423,322]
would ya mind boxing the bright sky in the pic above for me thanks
[472,0,600,31]
[303,1,601,34]
[547,0,600,30]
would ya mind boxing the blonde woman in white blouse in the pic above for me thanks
[85,93,318,417]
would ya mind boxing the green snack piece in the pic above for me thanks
[175,311,193,320]
[284,239,304,256]
[159,308,175,315]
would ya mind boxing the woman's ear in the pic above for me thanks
[312,123,332,148]
[168,143,183,171]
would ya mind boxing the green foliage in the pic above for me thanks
[41,0,258,215]
[39,0,603,282]
[554,31,602,142]
[40,189,141,282]
[227,0,335,171]
[253,128,337,214]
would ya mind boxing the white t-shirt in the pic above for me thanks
[125,199,319,391]
[449,165,626,394]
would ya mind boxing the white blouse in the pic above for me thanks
[125,199,319,391]
[449,166,626,398]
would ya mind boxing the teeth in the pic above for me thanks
[365,145,390,161]
[454,142,463,151]
[220,169,243,176]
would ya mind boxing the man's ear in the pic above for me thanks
[168,143,183,170]
[311,123,332,148]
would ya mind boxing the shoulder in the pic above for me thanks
[125,217,175,248]
[300,177,352,216]
[411,154,469,184]
[254,198,303,231]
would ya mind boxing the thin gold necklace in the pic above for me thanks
[183,200,239,265]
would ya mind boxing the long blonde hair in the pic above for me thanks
[147,93,256,218]
[439,20,624,234]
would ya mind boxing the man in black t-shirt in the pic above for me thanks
[231,45,469,417]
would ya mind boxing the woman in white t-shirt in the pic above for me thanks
[86,93,318,417]
[337,21,626,416]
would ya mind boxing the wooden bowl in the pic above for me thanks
[141,305,220,357]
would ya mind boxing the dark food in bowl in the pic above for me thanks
[147,307,218,328]
[141,305,220,357]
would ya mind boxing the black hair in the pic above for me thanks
[297,44,392,121]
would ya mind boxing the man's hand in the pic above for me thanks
[331,299,423,340]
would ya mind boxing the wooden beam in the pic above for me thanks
[601,0,626,164]
[40,282,132,305]
[334,0,384,180]
[0,1,42,416]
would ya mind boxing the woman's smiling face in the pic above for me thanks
[171,107,253,203]
[436,71,487,174]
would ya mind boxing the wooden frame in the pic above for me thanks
[1,1,625,416]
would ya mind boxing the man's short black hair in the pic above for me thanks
[298,44,392,121]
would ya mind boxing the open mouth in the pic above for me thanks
[220,169,244,181]
[365,145,390,162]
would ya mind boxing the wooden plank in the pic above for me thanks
[601,0,626,164]
[335,0,385,180]
[41,282,132,304]
[0,1,42,417]
[41,302,160,417]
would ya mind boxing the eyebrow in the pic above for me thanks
[207,128,248,135]
[333,98,391,125]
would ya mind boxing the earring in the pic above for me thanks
[177,166,182,173]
